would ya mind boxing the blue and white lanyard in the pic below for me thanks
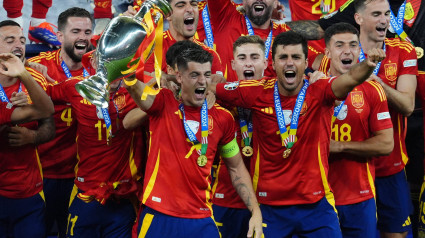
[0,83,22,109]
[245,15,273,59]
[202,5,215,49]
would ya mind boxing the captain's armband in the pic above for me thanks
[220,138,240,158]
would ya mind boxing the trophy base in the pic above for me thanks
[75,75,111,108]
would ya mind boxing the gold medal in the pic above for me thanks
[404,2,414,20]
[283,149,291,159]
[242,146,253,157]
[416,47,424,59]
[197,155,208,167]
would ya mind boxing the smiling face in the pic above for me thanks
[0,25,26,62]
[272,44,307,96]
[243,0,277,27]
[232,43,267,80]
[355,0,390,43]
[177,61,211,107]
[326,32,360,76]
[168,0,199,41]
[57,16,93,63]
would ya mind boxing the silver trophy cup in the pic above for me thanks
[75,0,171,108]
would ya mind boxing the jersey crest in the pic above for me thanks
[351,91,364,110]
[384,62,398,84]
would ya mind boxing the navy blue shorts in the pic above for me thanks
[261,196,342,237]
[376,169,412,233]
[137,206,220,238]
[43,178,74,238]
[336,197,376,238]
[212,204,251,238]
[0,192,46,238]
[67,186,136,238]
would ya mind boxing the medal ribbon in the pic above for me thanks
[237,107,253,147]
[245,15,273,59]
[99,80,122,144]
[202,4,215,49]
[332,98,347,125]
[359,42,386,76]
[274,79,309,149]
[0,83,22,109]
[179,100,208,156]
[388,0,413,43]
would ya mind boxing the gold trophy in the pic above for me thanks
[75,0,171,108]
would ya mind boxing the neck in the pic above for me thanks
[329,67,341,77]
[169,27,193,42]
[60,50,82,71]
[359,33,384,53]
[0,75,18,87]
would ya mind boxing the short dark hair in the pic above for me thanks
[166,41,203,67]
[0,20,21,29]
[324,22,359,46]
[271,31,308,60]
[58,7,93,31]
[176,48,213,72]
[233,35,265,54]
[353,0,376,13]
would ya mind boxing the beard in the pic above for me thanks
[246,3,274,26]
[63,42,87,63]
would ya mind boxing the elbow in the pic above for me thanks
[403,106,414,117]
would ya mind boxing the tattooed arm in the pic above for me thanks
[7,116,55,147]
[286,20,324,40]
[222,141,262,238]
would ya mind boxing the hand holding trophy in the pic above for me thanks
[75,0,171,108]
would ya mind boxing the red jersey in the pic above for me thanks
[144,30,223,75]
[46,78,143,199]
[142,89,236,218]
[328,82,392,205]
[28,50,83,179]
[0,102,14,124]
[212,107,251,209]
[373,38,418,177]
[216,77,342,205]
[0,68,48,198]
[207,0,291,80]
[415,71,425,173]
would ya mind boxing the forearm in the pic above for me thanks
[286,20,324,40]
[380,82,415,116]
[34,117,56,145]
[123,108,148,130]
[332,61,374,98]
[331,129,394,157]
[124,79,154,111]
[227,161,260,213]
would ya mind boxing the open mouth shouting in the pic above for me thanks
[376,25,387,38]
[243,70,255,80]
[183,16,196,32]
[252,2,266,16]
[74,41,88,54]
[284,70,297,84]
[194,87,206,100]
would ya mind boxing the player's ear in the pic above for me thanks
[354,13,363,26]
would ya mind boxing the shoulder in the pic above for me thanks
[211,103,235,123]
[273,22,290,32]
[25,66,49,89]
[363,81,387,102]
[385,38,415,53]
[28,50,59,63]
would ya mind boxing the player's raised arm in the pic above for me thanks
[331,48,386,99]
[0,53,54,124]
